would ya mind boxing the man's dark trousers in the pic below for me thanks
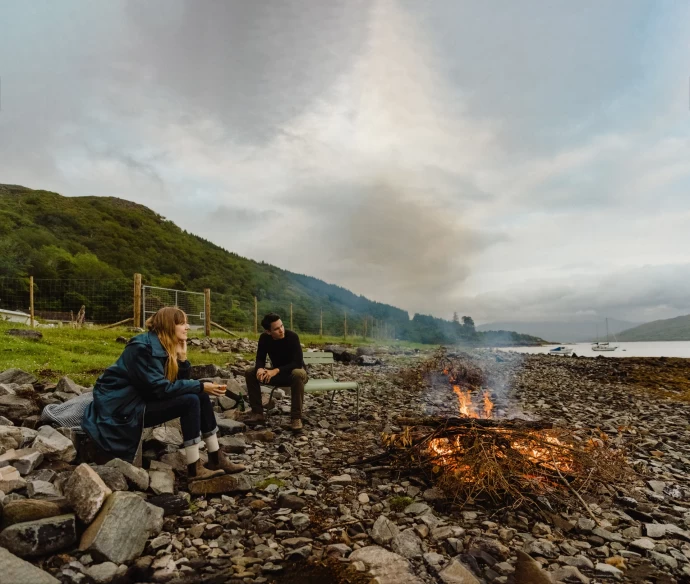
[245,368,308,420]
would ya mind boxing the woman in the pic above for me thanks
[82,307,244,481]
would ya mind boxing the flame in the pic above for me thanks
[452,385,494,419]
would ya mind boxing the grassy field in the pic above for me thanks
[0,321,434,386]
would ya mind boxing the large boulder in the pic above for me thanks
[0,368,37,385]
[105,458,149,491]
[148,461,175,495]
[55,376,86,395]
[32,426,77,462]
[0,547,60,584]
[79,491,164,563]
[2,499,64,528]
[370,514,400,545]
[0,514,77,557]
[64,463,113,524]
[0,395,38,422]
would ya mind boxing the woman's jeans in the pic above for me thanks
[143,392,218,447]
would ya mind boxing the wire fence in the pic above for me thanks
[0,276,398,339]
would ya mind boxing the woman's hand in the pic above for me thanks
[176,339,187,361]
[203,382,226,397]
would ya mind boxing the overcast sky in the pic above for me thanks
[1,0,689,324]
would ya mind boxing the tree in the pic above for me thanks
[462,316,475,330]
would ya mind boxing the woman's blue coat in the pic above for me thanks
[82,331,202,462]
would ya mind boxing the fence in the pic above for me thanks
[0,274,399,340]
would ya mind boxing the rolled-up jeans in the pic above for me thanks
[144,392,218,447]
[245,367,308,420]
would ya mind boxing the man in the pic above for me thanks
[243,313,307,430]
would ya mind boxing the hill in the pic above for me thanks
[617,314,690,342]
[0,184,544,346]
[476,319,639,343]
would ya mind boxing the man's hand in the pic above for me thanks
[203,382,226,397]
[176,339,187,361]
[256,368,279,383]
[256,368,267,382]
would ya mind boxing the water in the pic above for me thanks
[498,341,690,358]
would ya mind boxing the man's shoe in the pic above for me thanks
[239,411,266,425]
[187,459,225,482]
[208,450,246,474]
[290,419,303,431]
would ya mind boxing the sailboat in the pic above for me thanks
[592,318,618,352]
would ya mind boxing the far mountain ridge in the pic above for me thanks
[616,314,690,342]
[476,319,641,343]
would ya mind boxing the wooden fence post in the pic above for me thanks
[254,296,258,334]
[133,273,142,328]
[204,289,211,337]
[29,276,34,328]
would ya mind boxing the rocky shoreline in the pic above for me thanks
[1,348,690,583]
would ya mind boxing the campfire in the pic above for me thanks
[377,351,632,511]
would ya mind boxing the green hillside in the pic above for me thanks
[0,184,543,346]
[617,314,690,342]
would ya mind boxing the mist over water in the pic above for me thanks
[500,341,690,358]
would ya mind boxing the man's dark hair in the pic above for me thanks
[261,312,281,331]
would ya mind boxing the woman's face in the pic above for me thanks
[174,320,190,342]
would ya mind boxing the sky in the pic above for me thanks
[1,0,689,324]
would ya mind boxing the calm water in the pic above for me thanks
[498,341,690,358]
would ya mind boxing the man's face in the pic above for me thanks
[267,319,285,340]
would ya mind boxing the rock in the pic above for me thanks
[326,543,352,557]
[391,529,423,559]
[0,369,37,385]
[82,562,125,584]
[524,539,559,558]
[2,499,64,528]
[5,449,44,475]
[595,562,623,579]
[371,514,400,545]
[0,513,77,557]
[328,474,352,485]
[190,364,223,379]
[148,463,175,495]
[79,491,164,564]
[32,425,77,462]
[215,417,246,436]
[0,547,60,583]
[56,377,84,395]
[27,479,61,498]
[404,502,431,516]
[6,329,43,340]
[291,513,310,530]
[244,430,275,442]
[470,536,511,560]
[631,537,655,551]
[438,558,481,584]
[0,465,27,493]
[349,545,423,584]
[105,458,150,491]
[147,493,190,516]
[514,550,553,584]
[65,463,113,524]
[91,466,128,492]
[278,493,306,510]
[188,473,253,495]
[150,426,183,446]
[553,565,590,584]
[287,544,312,560]
[218,435,246,453]
[0,395,38,421]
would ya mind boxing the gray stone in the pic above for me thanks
[65,463,113,524]
[0,464,27,493]
[630,537,655,551]
[391,528,423,559]
[105,458,150,491]
[32,425,77,462]
[326,543,352,557]
[524,539,559,558]
[552,565,590,584]
[371,514,400,545]
[2,499,64,527]
[0,547,60,583]
[82,562,124,584]
[215,417,246,435]
[0,369,37,385]
[91,466,128,492]
[595,562,623,579]
[287,544,312,560]
[27,480,61,498]
[291,513,310,530]
[0,513,77,557]
[218,435,246,453]
[439,559,481,584]
[0,395,38,421]
[188,473,253,495]
[150,426,183,446]
[328,474,352,485]
[277,493,306,510]
[592,526,626,543]
[647,480,667,494]
[79,491,164,564]
[148,466,175,496]
[56,377,85,395]
[404,502,431,516]
[8,449,44,475]
[514,550,553,584]
[349,545,423,584]
[650,551,678,570]
[644,523,668,538]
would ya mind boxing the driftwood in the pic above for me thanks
[393,415,552,430]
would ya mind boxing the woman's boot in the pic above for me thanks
[187,458,224,482]
[208,450,246,474]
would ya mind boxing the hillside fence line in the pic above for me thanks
[0,274,398,340]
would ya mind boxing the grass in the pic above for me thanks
[388,495,414,512]
[0,321,437,385]
[255,477,285,489]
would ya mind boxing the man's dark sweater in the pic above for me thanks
[255,329,304,374]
